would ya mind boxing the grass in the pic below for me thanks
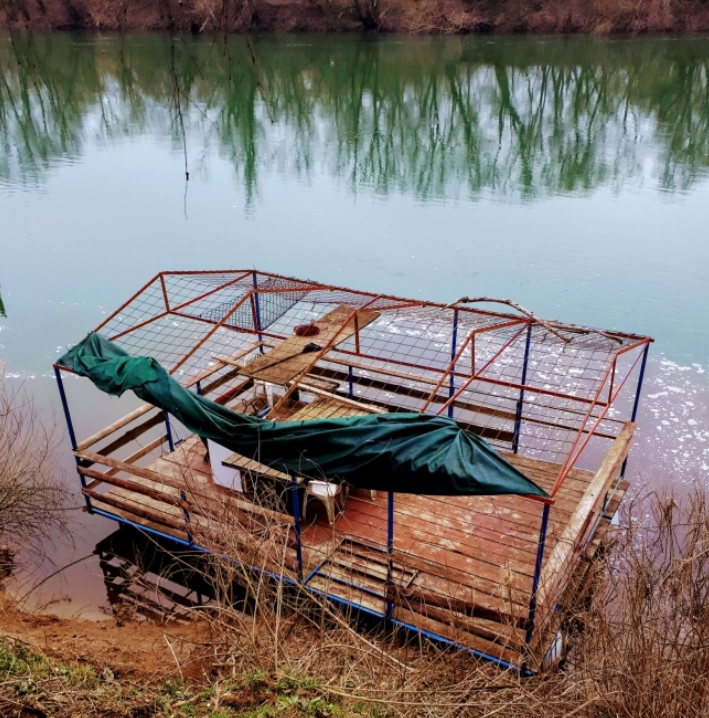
[0,636,371,717]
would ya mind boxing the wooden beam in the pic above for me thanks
[104,435,167,477]
[75,449,295,527]
[76,404,156,452]
[83,414,165,465]
[532,422,635,639]
[79,467,188,509]
[84,489,189,536]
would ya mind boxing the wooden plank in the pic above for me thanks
[105,435,167,477]
[89,496,191,543]
[82,413,165,466]
[337,506,538,598]
[343,496,542,573]
[79,467,189,509]
[239,305,379,385]
[77,404,155,452]
[84,488,189,535]
[391,606,522,667]
[221,451,294,483]
[306,575,386,615]
[75,449,295,526]
[533,422,635,638]
[290,389,383,416]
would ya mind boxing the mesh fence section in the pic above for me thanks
[88,270,649,479]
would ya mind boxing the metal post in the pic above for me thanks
[196,380,202,396]
[180,490,193,545]
[54,366,92,512]
[620,342,650,478]
[291,477,303,581]
[448,310,459,419]
[525,503,551,647]
[385,492,394,622]
[348,366,354,399]
[164,411,175,452]
[512,324,533,454]
[252,271,264,354]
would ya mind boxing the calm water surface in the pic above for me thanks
[0,33,707,616]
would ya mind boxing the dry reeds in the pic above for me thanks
[87,469,709,717]
[0,369,72,574]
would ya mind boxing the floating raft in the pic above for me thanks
[55,270,651,672]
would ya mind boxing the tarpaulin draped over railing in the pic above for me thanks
[57,333,547,498]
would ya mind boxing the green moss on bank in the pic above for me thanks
[0,637,375,718]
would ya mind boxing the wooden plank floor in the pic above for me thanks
[87,431,598,669]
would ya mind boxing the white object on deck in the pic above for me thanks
[302,480,342,525]
[208,439,243,492]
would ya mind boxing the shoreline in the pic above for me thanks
[4,0,709,36]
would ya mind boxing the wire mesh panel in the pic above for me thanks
[86,269,651,489]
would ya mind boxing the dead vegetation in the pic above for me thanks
[3,476,709,717]
[0,370,72,576]
[3,0,709,34]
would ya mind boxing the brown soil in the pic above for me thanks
[3,0,709,34]
[0,591,208,683]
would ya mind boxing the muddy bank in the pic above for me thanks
[4,0,709,34]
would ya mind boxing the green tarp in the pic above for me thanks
[58,333,547,498]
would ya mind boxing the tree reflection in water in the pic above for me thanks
[1,34,708,202]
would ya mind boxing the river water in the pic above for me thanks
[1,33,707,618]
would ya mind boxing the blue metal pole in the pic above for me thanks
[385,491,394,622]
[252,271,264,354]
[291,477,303,581]
[448,310,459,419]
[348,366,354,399]
[180,490,193,545]
[54,366,92,512]
[525,502,551,647]
[512,324,533,454]
[620,342,650,478]
[163,411,175,452]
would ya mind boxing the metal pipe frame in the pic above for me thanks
[448,310,459,419]
[164,411,175,452]
[512,324,533,454]
[436,323,530,416]
[550,341,649,496]
[54,366,92,512]
[291,476,304,581]
[620,341,650,479]
[386,492,394,622]
[524,503,551,649]
[252,271,265,354]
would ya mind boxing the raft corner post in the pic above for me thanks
[448,309,459,419]
[163,411,175,452]
[53,364,93,513]
[252,271,264,354]
[620,340,650,479]
[512,323,533,454]
[385,491,394,623]
[524,501,551,652]
[291,476,304,581]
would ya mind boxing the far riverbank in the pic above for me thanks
[5,0,709,35]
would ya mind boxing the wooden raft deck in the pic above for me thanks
[79,423,631,670]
